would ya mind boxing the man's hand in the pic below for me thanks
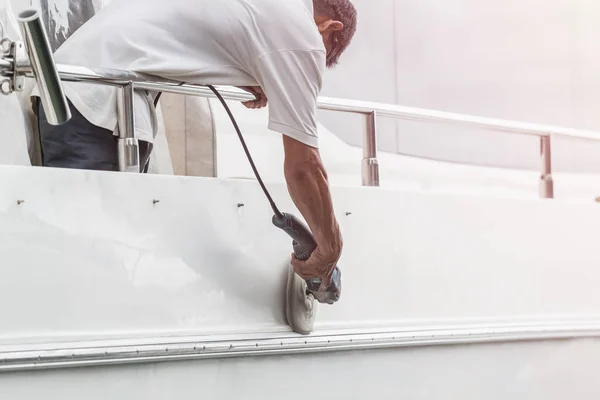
[282,135,343,287]
[290,247,341,290]
[238,86,268,109]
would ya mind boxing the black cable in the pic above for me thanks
[207,85,283,218]
[153,85,283,218]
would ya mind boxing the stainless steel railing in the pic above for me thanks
[3,7,600,196]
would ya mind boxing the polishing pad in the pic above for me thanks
[285,262,318,335]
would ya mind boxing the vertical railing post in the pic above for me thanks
[539,135,554,199]
[116,82,140,172]
[362,111,380,186]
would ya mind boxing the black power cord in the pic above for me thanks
[154,85,283,218]
[206,85,283,219]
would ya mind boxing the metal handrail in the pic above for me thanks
[11,59,600,144]
[11,51,600,143]
[2,60,577,196]
[4,8,600,196]
[14,62,570,196]
[11,62,383,186]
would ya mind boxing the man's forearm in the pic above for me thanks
[284,151,343,262]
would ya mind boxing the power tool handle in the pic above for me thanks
[271,213,316,261]
[272,212,342,304]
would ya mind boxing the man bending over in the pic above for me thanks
[32,0,358,317]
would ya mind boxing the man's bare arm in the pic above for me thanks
[282,135,342,282]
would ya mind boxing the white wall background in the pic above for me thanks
[319,0,600,173]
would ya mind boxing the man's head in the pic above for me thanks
[312,0,357,68]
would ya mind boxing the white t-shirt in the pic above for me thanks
[40,0,325,147]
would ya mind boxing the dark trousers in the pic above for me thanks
[34,98,152,172]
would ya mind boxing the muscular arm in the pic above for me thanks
[248,49,339,280]
[282,135,342,279]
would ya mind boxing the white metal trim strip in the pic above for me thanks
[2,320,600,372]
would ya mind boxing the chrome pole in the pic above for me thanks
[116,82,140,172]
[540,136,554,199]
[0,59,12,71]
[17,8,70,125]
[362,111,380,186]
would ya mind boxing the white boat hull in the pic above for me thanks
[0,166,598,397]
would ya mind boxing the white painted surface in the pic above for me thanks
[0,165,599,344]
